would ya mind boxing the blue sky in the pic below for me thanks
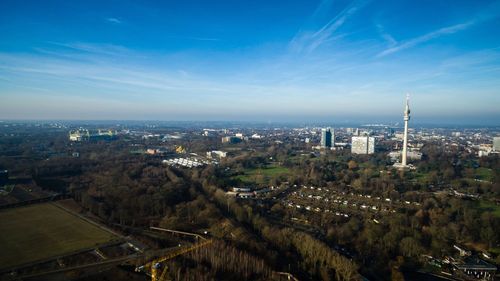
[1,0,500,124]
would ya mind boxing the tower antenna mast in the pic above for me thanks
[402,93,411,167]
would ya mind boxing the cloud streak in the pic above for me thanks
[106,17,122,24]
[376,21,474,58]
[47,42,134,57]
[376,23,397,47]
[290,0,368,54]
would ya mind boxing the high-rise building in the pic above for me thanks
[351,136,375,154]
[494,137,500,151]
[321,128,332,148]
[347,128,360,136]
[386,127,394,137]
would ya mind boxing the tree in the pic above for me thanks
[400,237,423,257]
[348,160,358,170]
[480,227,496,248]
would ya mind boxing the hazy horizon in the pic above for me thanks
[2,116,500,127]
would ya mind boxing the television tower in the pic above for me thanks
[401,94,410,166]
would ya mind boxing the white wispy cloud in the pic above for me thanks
[311,0,334,20]
[376,21,474,58]
[375,23,396,47]
[0,48,377,118]
[160,36,220,42]
[185,37,220,41]
[375,0,500,58]
[0,51,275,99]
[290,0,369,54]
[47,42,134,57]
[106,17,122,24]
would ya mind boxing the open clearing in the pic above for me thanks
[0,203,117,270]
[234,164,290,183]
[477,200,500,218]
[475,167,493,182]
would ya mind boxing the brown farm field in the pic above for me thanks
[0,203,117,270]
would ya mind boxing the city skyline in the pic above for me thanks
[1,0,500,124]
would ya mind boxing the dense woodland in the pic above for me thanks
[0,127,499,280]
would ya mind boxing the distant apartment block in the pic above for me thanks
[494,137,500,151]
[351,136,375,154]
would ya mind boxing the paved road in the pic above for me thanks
[6,245,182,281]
[5,253,141,280]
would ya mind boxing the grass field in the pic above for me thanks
[478,200,500,218]
[234,164,290,183]
[475,167,493,182]
[0,203,116,269]
[413,172,430,184]
[489,247,500,255]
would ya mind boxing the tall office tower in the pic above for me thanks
[321,128,332,148]
[494,137,500,151]
[351,135,375,154]
[386,127,394,137]
[402,95,410,166]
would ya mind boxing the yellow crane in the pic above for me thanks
[137,239,212,281]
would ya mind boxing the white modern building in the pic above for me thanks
[388,151,422,161]
[351,136,375,154]
[206,150,227,159]
[494,137,500,152]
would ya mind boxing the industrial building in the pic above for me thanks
[452,256,497,280]
[69,129,116,142]
[206,150,227,159]
[388,151,422,162]
[221,136,242,144]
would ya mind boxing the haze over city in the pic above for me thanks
[1,0,500,124]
